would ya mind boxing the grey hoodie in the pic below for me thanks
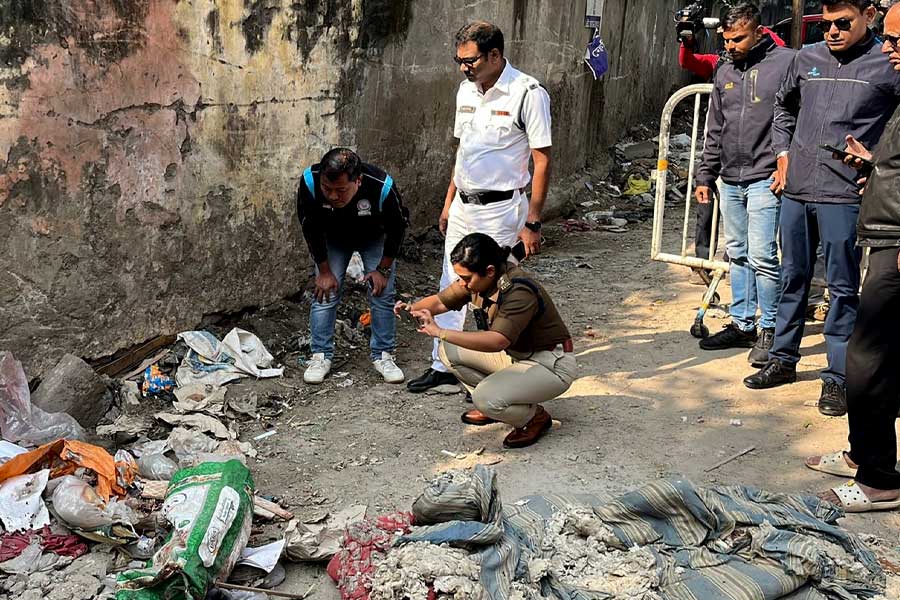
[697,35,796,187]
[773,34,900,204]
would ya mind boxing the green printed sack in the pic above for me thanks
[116,460,254,600]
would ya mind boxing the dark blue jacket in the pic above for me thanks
[697,36,796,187]
[773,34,900,204]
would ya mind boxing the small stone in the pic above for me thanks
[730,419,743,427]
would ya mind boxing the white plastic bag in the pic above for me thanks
[138,453,179,481]
[0,469,51,531]
[50,475,134,530]
[0,352,85,446]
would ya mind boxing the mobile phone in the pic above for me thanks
[399,309,422,327]
[821,144,875,170]
[511,240,527,261]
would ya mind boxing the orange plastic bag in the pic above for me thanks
[0,439,131,500]
[359,311,372,327]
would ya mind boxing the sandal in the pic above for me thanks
[830,480,900,513]
[806,451,857,478]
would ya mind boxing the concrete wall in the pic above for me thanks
[0,0,685,375]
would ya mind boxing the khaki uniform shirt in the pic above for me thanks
[438,265,570,355]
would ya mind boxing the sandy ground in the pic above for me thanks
[216,214,900,597]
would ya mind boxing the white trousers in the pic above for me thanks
[431,190,528,371]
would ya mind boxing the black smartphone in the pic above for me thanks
[511,240,527,261]
[821,144,875,170]
[399,309,421,327]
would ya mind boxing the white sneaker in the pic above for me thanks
[373,352,405,384]
[304,353,332,384]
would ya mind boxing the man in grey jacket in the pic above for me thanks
[744,0,900,416]
[695,4,795,365]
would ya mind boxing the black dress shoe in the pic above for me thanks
[699,323,757,351]
[406,368,459,393]
[748,327,775,367]
[744,358,797,389]
[818,379,847,416]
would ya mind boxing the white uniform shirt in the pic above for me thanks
[453,61,552,193]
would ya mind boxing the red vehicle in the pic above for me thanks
[772,14,826,47]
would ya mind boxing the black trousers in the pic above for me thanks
[847,246,900,490]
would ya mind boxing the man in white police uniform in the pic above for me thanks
[407,20,553,393]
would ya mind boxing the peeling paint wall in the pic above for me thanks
[1,1,684,375]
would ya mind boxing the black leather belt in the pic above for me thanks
[458,189,516,205]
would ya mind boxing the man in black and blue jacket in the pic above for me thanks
[745,0,900,415]
[695,3,796,366]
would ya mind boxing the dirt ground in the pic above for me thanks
[209,211,900,597]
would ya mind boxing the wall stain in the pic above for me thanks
[241,0,279,54]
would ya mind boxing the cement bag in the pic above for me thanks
[116,460,254,600]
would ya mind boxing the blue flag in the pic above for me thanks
[584,28,609,80]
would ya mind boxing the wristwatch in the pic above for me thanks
[376,265,391,278]
[525,221,542,232]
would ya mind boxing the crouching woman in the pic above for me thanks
[398,233,576,448]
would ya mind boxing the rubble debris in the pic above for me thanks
[619,139,657,161]
[96,414,154,437]
[172,383,227,414]
[117,460,254,600]
[166,427,220,462]
[117,380,142,407]
[370,541,481,600]
[0,469,51,531]
[30,354,110,428]
[284,505,367,561]
[154,412,232,440]
[0,351,86,446]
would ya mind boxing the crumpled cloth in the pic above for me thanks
[326,512,416,600]
[0,526,89,562]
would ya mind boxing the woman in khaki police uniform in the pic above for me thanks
[397,233,576,448]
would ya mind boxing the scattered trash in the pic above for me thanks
[285,505,368,562]
[562,219,592,233]
[137,453,179,481]
[50,475,135,535]
[117,460,255,600]
[0,439,27,463]
[0,439,125,500]
[253,430,277,442]
[336,379,354,389]
[176,328,283,388]
[0,525,88,562]
[142,364,176,396]
[622,174,652,196]
[155,412,232,440]
[173,383,227,414]
[96,414,155,437]
[0,351,86,446]
[0,469,51,531]
[620,140,657,161]
[236,539,286,572]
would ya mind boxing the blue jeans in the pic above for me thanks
[770,198,861,384]
[720,179,782,331]
[310,237,397,361]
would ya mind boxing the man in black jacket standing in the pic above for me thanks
[805,4,900,512]
[744,0,900,416]
[695,4,795,365]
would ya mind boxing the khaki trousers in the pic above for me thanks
[438,342,576,428]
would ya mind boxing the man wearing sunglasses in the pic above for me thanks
[745,0,900,417]
[407,20,553,394]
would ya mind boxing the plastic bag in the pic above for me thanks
[0,351,86,446]
[166,427,219,464]
[137,454,178,481]
[0,469,51,531]
[51,475,135,530]
[116,460,254,600]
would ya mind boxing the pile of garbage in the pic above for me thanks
[0,336,332,600]
[561,119,701,236]
[321,466,900,600]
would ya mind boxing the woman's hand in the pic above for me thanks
[393,300,410,316]
[411,308,441,337]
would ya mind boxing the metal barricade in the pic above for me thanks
[651,83,727,339]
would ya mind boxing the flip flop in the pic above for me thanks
[806,450,857,478]
[830,480,900,513]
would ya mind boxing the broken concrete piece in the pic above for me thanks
[620,140,657,161]
[31,354,109,428]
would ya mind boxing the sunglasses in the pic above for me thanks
[884,33,900,47]
[453,53,484,67]
[821,17,855,32]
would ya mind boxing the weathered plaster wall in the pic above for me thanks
[1,0,684,375]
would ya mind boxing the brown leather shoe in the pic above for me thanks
[461,409,498,426]
[503,406,552,448]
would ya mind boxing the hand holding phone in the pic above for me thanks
[821,144,874,171]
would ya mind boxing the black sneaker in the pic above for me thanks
[748,327,775,367]
[699,323,757,351]
[743,358,797,389]
[406,368,459,393]
[818,379,847,417]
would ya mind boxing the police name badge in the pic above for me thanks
[357,199,372,216]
